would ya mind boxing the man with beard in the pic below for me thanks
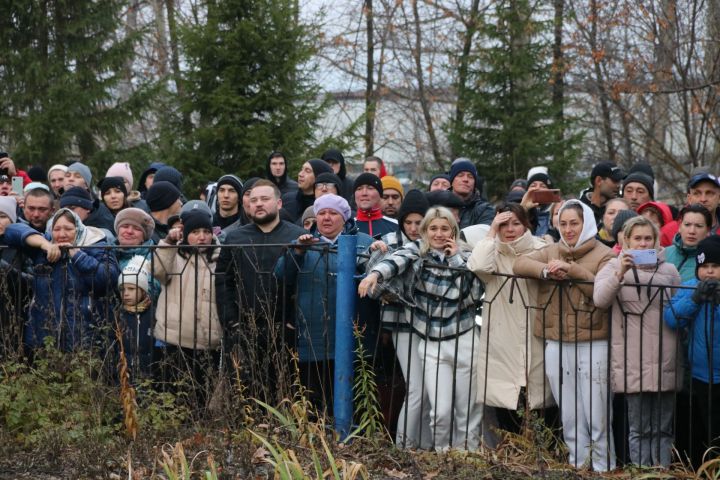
[216,179,306,403]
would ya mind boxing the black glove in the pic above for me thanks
[693,280,720,304]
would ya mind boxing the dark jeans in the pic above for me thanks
[692,379,720,458]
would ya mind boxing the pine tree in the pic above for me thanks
[449,0,581,200]
[0,0,152,171]
[162,0,326,187]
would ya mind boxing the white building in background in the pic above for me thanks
[315,89,455,188]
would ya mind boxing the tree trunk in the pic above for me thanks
[589,0,615,162]
[411,0,443,170]
[364,0,375,158]
[552,0,565,161]
[452,0,481,158]
[165,0,190,130]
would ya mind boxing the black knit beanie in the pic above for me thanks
[353,172,383,195]
[314,172,343,193]
[308,159,333,177]
[696,236,720,277]
[398,189,430,224]
[623,172,654,199]
[216,174,243,194]
[146,181,181,212]
[99,176,128,197]
[182,209,213,242]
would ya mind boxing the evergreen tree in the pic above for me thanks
[0,0,152,171]
[163,0,326,186]
[449,0,581,200]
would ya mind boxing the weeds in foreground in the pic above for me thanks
[157,441,220,480]
[352,325,388,443]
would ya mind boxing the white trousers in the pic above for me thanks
[545,340,616,471]
[394,330,433,449]
[419,328,483,450]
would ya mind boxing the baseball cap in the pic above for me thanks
[687,172,720,191]
[590,162,624,184]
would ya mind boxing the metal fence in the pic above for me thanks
[0,241,716,470]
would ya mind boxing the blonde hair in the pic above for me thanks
[419,206,461,256]
[622,215,659,249]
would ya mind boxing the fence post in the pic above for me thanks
[334,233,357,439]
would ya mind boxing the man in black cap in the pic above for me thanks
[353,173,397,238]
[146,180,182,241]
[579,161,624,226]
[663,170,720,244]
[213,174,243,230]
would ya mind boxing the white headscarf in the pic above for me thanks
[558,199,597,249]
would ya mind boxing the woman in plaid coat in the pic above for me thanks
[359,206,484,451]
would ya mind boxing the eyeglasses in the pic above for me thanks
[315,183,336,190]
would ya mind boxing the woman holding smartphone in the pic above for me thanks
[359,207,484,451]
[594,216,681,466]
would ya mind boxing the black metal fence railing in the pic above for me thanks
[0,242,717,470]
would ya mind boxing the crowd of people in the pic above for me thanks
[0,151,719,470]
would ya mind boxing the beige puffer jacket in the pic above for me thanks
[513,238,614,342]
[469,230,554,410]
[152,240,222,350]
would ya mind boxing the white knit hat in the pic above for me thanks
[118,255,152,293]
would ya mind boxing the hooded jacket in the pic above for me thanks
[266,155,299,195]
[665,278,720,384]
[468,230,553,410]
[4,210,119,351]
[152,240,222,350]
[513,200,614,342]
[320,149,354,202]
[637,201,674,247]
[665,233,700,283]
[594,250,681,393]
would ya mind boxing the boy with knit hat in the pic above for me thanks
[666,235,720,459]
[118,255,156,378]
[380,176,404,219]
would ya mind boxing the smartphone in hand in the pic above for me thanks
[11,176,23,195]
[628,249,657,265]
[530,189,562,204]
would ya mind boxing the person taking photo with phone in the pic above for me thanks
[594,216,681,467]
[359,206,484,451]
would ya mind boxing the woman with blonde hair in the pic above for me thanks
[594,216,680,466]
[359,207,483,450]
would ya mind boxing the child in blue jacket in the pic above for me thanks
[665,235,720,455]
